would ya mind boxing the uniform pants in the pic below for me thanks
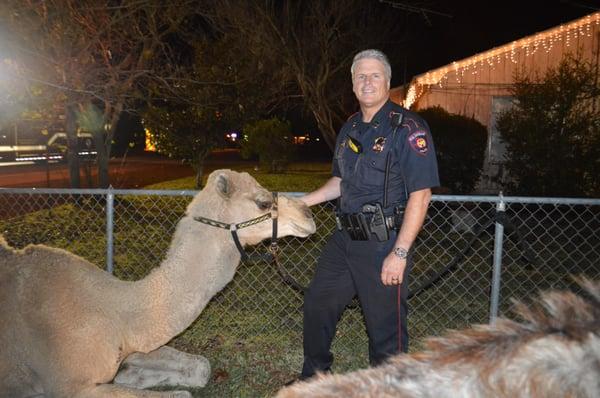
[301,229,412,378]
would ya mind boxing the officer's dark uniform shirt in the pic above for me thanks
[332,100,439,214]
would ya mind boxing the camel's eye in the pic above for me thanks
[256,199,272,211]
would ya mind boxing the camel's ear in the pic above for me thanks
[216,173,234,198]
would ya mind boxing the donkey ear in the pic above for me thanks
[216,173,234,198]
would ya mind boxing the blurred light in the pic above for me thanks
[225,131,239,142]
[293,134,310,145]
[145,128,156,152]
[16,155,63,161]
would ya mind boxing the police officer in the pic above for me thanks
[298,49,439,378]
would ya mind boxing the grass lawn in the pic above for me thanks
[1,161,598,397]
[146,162,333,193]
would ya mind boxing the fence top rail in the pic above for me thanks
[0,187,599,205]
[0,187,198,196]
[432,195,600,205]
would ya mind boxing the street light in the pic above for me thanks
[0,58,11,103]
[0,57,22,112]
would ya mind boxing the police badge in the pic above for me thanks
[372,136,386,153]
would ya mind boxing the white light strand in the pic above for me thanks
[404,11,600,108]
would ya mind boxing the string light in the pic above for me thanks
[403,11,600,108]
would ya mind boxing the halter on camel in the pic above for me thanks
[193,192,303,290]
[193,192,280,262]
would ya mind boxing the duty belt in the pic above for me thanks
[336,203,404,241]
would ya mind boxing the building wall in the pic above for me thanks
[411,14,599,128]
[399,12,600,193]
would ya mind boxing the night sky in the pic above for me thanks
[395,0,597,85]
[128,1,600,139]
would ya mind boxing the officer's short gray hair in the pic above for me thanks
[351,49,392,82]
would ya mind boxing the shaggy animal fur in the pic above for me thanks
[277,280,600,398]
[0,170,315,398]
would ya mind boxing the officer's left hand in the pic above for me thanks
[381,253,406,286]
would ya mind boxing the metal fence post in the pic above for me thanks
[489,192,506,324]
[106,187,114,274]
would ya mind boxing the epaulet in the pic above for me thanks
[401,113,425,131]
[388,110,404,127]
[346,112,359,122]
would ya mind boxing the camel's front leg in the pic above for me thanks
[114,346,210,390]
[76,383,192,397]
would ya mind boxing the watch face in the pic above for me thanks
[394,247,408,258]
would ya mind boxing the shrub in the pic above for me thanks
[240,118,296,173]
[496,56,600,197]
[418,107,487,193]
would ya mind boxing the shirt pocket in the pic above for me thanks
[357,147,389,186]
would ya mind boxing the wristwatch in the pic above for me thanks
[393,246,408,259]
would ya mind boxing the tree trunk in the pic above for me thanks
[65,104,81,188]
[96,104,123,188]
[312,107,337,152]
[92,130,110,188]
[194,152,206,189]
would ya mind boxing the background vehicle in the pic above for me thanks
[0,119,96,163]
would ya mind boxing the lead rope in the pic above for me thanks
[407,209,538,299]
[270,192,279,253]
[268,193,310,292]
[278,209,538,299]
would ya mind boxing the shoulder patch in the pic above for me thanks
[408,130,430,156]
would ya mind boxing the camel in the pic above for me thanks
[277,279,600,398]
[0,169,316,398]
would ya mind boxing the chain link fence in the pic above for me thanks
[1,188,599,373]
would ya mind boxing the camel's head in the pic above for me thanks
[194,170,316,246]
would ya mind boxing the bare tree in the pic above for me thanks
[211,0,415,150]
[0,0,201,187]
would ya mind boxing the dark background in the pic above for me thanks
[116,1,598,155]
[397,0,597,85]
